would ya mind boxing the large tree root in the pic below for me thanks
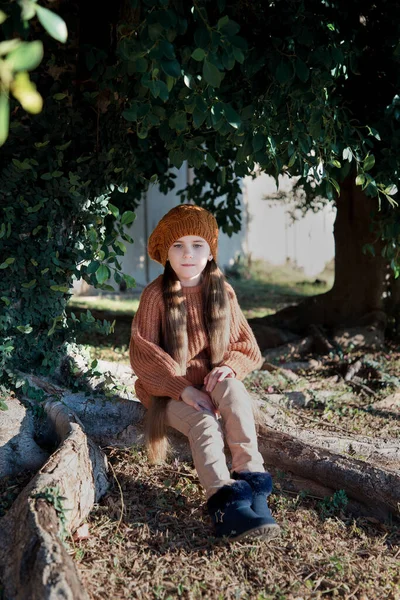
[0,401,108,600]
[257,424,400,521]
[23,369,400,520]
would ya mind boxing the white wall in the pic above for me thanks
[119,164,247,288]
[72,167,335,295]
[243,173,336,277]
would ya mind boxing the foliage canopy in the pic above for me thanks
[1,0,400,389]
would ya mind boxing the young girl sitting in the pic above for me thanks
[129,204,280,542]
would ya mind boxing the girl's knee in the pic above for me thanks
[187,410,220,434]
[187,411,223,445]
[211,378,248,403]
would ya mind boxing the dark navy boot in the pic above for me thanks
[232,471,280,532]
[207,480,279,541]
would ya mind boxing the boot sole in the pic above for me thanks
[231,523,281,543]
[216,523,281,544]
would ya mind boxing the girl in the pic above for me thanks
[129,204,280,541]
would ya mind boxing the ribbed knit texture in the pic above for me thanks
[147,204,219,266]
[129,275,263,407]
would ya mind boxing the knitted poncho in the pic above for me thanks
[129,275,262,408]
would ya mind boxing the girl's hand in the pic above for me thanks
[180,386,217,414]
[204,366,235,393]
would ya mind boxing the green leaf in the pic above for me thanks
[0,40,20,57]
[193,107,207,128]
[122,104,138,122]
[206,153,217,171]
[160,59,181,78]
[7,41,43,72]
[328,177,340,196]
[363,154,375,171]
[148,22,164,41]
[191,48,205,61]
[355,174,365,186]
[108,203,119,218]
[123,274,136,289]
[35,5,68,43]
[12,158,31,171]
[169,110,187,132]
[184,74,194,89]
[203,60,223,87]
[194,27,210,49]
[363,243,375,257]
[95,264,110,284]
[134,57,148,73]
[342,147,352,162]
[276,61,293,84]
[55,140,71,150]
[53,93,67,100]
[0,257,15,269]
[367,126,381,141]
[169,149,184,169]
[252,132,265,153]
[330,159,341,169]
[16,325,33,334]
[385,184,398,196]
[0,92,9,147]
[114,240,127,255]
[21,279,37,288]
[295,57,309,82]
[121,211,136,226]
[288,151,297,168]
[223,103,241,129]
[232,46,244,63]
[217,15,229,30]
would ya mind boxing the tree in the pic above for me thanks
[2,0,400,385]
[1,3,400,595]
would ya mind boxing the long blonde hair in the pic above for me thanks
[145,258,231,463]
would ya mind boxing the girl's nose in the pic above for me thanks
[183,247,193,257]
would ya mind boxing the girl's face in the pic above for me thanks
[167,235,212,287]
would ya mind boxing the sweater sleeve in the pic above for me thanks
[221,283,263,380]
[129,280,192,401]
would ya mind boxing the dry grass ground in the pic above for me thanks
[71,444,399,600]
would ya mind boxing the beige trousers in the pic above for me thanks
[165,379,265,499]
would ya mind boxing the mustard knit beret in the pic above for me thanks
[148,204,219,266]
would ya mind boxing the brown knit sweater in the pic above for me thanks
[129,275,262,408]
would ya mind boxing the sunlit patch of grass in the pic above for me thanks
[68,295,140,316]
[226,258,334,318]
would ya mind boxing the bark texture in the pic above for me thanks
[0,401,108,600]
[0,396,49,477]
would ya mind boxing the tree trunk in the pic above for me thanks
[253,179,387,338]
[0,402,108,600]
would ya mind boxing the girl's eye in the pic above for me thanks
[194,244,203,248]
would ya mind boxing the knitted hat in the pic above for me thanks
[148,204,219,266]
